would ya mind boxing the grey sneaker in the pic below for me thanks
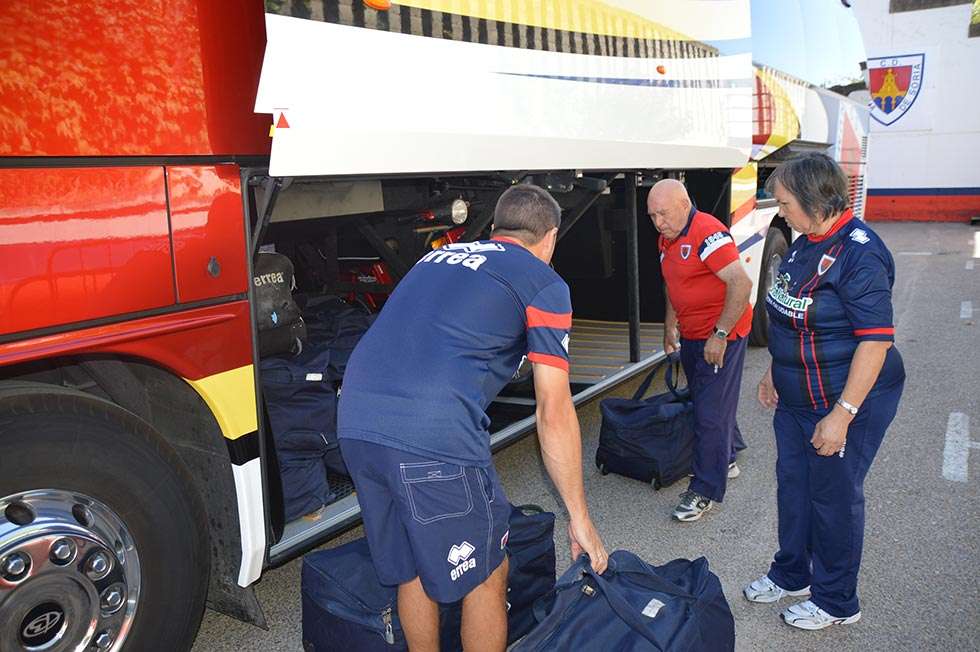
[672,490,713,522]
[743,575,811,603]
[727,462,741,479]
[781,600,861,630]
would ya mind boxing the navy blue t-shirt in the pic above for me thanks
[766,211,905,410]
[337,238,572,466]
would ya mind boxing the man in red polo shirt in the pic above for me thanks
[648,179,753,522]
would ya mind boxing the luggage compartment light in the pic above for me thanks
[451,199,468,224]
[364,0,391,10]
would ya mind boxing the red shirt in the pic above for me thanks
[659,208,752,340]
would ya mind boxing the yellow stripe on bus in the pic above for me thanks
[396,0,694,41]
[186,365,258,441]
[754,68,801,160]
[730,162,758,214]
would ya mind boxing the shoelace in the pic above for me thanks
[678,490,702,508]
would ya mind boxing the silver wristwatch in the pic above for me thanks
[836,398,859,416]
[712,326,728,340]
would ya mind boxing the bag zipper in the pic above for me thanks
[382,606,395,645]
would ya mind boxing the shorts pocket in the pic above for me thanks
[400,461,473,525]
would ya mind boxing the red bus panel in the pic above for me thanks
[0,0,270,157]
[168,165,249,304]
[0,167,175,336]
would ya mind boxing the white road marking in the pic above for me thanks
[974,231,980,258]
[968,260,975,270]
[943,412,971,483]
[961,301,973,319]
[896,251,932,256]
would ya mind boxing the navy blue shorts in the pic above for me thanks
[339,438,512,603]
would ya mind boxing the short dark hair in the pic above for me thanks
[766,152,849,222]
[492,184,561,243]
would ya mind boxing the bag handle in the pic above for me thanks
[632,353,685,402]
[663,357,688,401]
[514,504,545,516]
[581,554,699,651]
[631,354,673,401]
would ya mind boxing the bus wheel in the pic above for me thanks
[0,382,209,652]
[749,228,788,347]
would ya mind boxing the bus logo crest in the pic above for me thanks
[868,54,924,126]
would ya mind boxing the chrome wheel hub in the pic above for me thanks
[0,490,140,651]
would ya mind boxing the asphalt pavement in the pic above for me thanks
[192,221,980,652]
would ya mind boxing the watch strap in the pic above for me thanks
[836,398,859,415]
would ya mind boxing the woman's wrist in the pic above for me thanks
[833,400,857,421]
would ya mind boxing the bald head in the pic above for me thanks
[647,179,692,241]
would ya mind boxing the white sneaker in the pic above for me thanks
[687,462,740,480]
[743,575,811,604]
[781,600,861,630]
[672,490,713,522]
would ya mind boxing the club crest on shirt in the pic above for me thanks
[817,254,837,276]
[680,244,692,260]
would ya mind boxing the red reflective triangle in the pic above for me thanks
[276,113,290,129]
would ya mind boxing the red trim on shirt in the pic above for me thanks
[807,209,854,243]
[854,327,895,336]
[527,352,569,372]
[799,332,818,408]
[526,307,572,330]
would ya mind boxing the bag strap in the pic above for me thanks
[663,357,688,401]
[514,504,545,516]
[631,354,674,401]
[580,554,699,650]
[632,353,684,402]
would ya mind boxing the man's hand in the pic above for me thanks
[663,325,680,355]
[811,410,850,456]
[758,365,778,409]
[568,516,608,574]
[703,335,727,368]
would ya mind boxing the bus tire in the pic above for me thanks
[749,227,788,347]
[0,382,209,652]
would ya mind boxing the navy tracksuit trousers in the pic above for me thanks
[680,336,748,503]
[767,381,904,617]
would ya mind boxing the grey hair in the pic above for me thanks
[492,184,562,243]
[765,153,849,222]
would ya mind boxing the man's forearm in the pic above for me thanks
[664,294,678,332]
[536,400,590,521]
[716,278,751,332]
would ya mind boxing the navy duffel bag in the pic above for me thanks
[514,550,734,651]
[596,354,695,489]
[301,505,556,651]
[261,341,346,521]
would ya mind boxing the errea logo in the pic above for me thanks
[448,541,476,581]
[850,229,870,245]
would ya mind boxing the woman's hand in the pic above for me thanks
[758,365,778,409]
[811,409,851,456]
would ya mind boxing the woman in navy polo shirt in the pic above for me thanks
[742,153,905,630]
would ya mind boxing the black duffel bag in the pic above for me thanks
[254,252,307,357]
[301,504,556,651]
[595,354,695,490]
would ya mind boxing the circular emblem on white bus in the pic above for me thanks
[21,602,65,647]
